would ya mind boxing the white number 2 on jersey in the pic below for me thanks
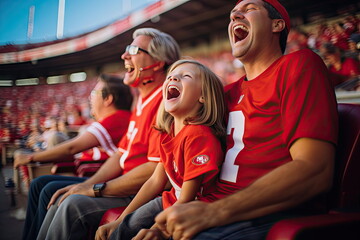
[220,111,245,183]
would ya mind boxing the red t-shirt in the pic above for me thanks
[118,87,162,174]
[149,125,223,209]
[206,49,338,200]
[86,110,131,157]
[329,57,360,85]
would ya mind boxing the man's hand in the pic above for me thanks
[133,223,169,240]
[47,182,94,209]
[155,201,216,240]
[133,228,166,240]
[13,153,32,168]
[95,221,119,240]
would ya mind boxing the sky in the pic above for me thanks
[0,0,157,45]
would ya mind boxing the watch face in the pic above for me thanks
[93,183,106,197]
[94,183,105,190]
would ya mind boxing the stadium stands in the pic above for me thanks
[0,78,96,145]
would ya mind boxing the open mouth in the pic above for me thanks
[125,64,135,73]
[167,85,180,100]
[234,25,249,43]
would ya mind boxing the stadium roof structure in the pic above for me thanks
[0,0,359,81]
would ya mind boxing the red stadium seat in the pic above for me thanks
[266,103,360,240]
[76,162,104,177]
[99,206,127,226]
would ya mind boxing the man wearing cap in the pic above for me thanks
[155,1,338,239]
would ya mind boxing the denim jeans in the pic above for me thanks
[22,175,86,240]
[191,211,305,240]
[37,194,134,240]
[110,197,163,240]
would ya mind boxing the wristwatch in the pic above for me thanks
[93,182,106,197]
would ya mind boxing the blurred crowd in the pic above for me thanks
[287,14,360,90]
[0,79,96,146]
[1,13,360,146]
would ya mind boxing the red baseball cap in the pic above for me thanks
[236,0,291,32]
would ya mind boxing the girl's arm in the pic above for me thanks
[131,175,205,240]
[118,162,168,222]
[174,175,204,205]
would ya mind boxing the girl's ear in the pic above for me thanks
[199,96,205,104]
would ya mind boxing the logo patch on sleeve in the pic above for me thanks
[192,155,210,165]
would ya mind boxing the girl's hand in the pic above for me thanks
[95,221,119,240]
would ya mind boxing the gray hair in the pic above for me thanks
[133,28,181,70]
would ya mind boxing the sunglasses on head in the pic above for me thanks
[125,45,150,55]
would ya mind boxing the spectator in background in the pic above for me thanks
[35,28,180,240]
[346,33,360,62]
[331,22,350,51]
[155,1,338,239]
[67,105,87,128]
[320,42,360,87]
[39,117,69,150]
[286,28,309,54]
[14,74,133,240]
[16,121,31,148]
[0,126,12,143]
[25,123,44,152]
[343,14,359,35]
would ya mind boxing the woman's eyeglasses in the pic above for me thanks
[125,45,150,55]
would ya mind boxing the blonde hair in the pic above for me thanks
[156,59,226,138]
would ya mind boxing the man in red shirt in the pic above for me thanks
[16,74,133,240]
[32,28,181,240]
[155,1,338,239]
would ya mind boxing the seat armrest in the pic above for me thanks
[266,212,360,240]
[50,162,76,174]
[99,207,126,226]
[76,163,103,177]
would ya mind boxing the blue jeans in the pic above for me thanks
[37,194,134,240]
[22,175,86,240]
[192,211,305,240]
[110,197,163,240]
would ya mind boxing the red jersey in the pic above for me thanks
[329,57,360,83]
[118,86,162,174]
[85,110,130,157]
[209,49,338,200]
[74,147,110,163]
[150,125,223,209]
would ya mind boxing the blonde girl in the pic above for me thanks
[95,59,226,240]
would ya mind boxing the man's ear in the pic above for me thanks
[154,61,166,71]
[272,19,285,33]
[199,96,205,104]
[103,95,113,107]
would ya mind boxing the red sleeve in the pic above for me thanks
[280,50,338,148]
[183,127,223,183]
